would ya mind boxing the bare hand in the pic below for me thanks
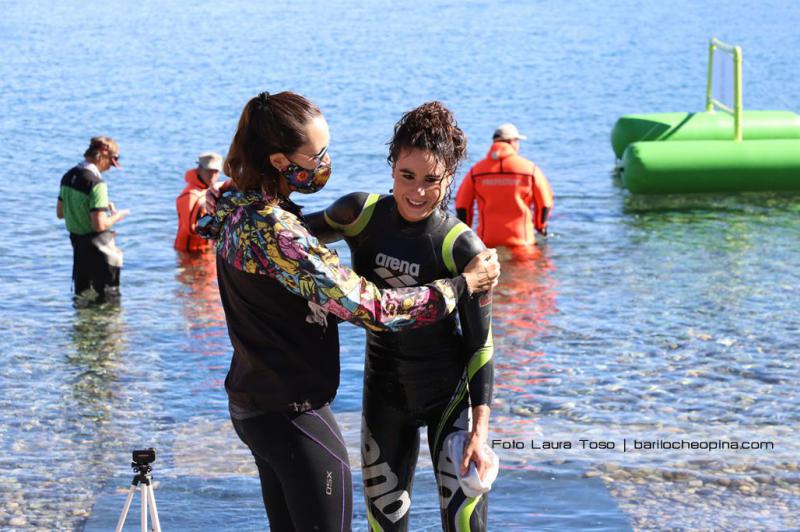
[108,201,116,214]
[461,405,491,478]
[116,209,130,221]
[205,179,233,214]
[462,248,500,294]
[461,431,493,480]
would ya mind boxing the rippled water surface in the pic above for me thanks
[2,0,799,530]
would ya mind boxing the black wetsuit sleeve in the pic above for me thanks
[303,210,341,243]
[538,206,551,236]
[453,230,494,407]
[302,192,371,244]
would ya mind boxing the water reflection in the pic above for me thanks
[493,247,558,339]
[622,190,800,215]
[492,247,559,433]
[174,251,225,338]
[1,304,131,529]
[174,251,228,395]
[67,304,125,423]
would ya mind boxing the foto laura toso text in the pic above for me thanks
[491,439,776,451]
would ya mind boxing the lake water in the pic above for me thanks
[1,0,799,530]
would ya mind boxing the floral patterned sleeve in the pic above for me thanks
[211,197,465,333]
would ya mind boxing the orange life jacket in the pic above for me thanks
[455,142,554,249]
[175,168,211,252]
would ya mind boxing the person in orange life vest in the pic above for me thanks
[455,123,553,260]
[175,152,223,251]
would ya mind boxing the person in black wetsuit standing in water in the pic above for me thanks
[307,102,495,531]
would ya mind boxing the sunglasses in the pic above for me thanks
[106,150,121,168]
[293,145,329,169]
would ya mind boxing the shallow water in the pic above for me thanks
[1,0,799,530]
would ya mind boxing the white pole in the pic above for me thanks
[148,483,162,532]
[115,485,137,532]
[141,485,148,532]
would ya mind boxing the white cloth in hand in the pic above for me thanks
[445,431,500,498]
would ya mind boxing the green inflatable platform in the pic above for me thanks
[611,111,800,159]
[623,139,800,194]
[612,39,800,194]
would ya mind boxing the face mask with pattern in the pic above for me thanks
[280,161,331,194]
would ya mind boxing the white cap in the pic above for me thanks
[492,123,527,141]
[198,151,223,171]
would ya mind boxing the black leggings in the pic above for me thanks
[361,377,489,531]
[70,233,120,297]
[231,406,352,531]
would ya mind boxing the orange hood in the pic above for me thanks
[184,168,209,190]
[486,141,517,161]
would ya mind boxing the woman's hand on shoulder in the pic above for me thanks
[462,249,500,294]
[205,179,234,214]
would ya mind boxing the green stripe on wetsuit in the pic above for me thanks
[441,221,494,394]
[468,323,494,382]
[367,509,384,532]
[324,192,380,237]
[457,493,483,531]
[442,222,471,275]
[431,378,469,460]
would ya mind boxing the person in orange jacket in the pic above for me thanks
[455,123,553,260]
[175,151,223,252]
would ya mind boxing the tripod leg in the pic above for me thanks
[115,483,138,532]
[141,483,148,532]
[146,483,162,532]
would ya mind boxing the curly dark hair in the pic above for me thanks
[387,101,467,211]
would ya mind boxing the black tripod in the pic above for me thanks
[115,454,162,532]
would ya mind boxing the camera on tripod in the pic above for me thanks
[116,447,161,532]
[132,448,156,466]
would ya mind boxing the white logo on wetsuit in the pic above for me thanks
[362,419,411,523]
[374,252,420,288]
[436,408,470,508]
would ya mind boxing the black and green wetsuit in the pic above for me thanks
[309,192,494,532]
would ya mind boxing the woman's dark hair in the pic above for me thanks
[387,101,467,210]
[225,91,322,194]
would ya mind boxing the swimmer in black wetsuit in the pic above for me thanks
[307,102,494,531]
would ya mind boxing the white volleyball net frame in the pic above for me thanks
[705,38,743,141]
